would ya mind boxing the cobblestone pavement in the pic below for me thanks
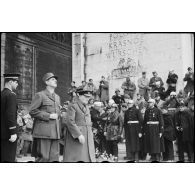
[16,142,186,163]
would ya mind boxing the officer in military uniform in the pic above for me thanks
[29,73,61,162]
[63,88,96,162]
[1,73,20,162]
[143,98,165,161]
[124,100,143,162]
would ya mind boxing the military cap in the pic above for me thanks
[42,73,58,82]
[3,73,20,80]
[76,88,92,97]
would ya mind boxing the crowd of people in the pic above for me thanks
[1,67,194,162]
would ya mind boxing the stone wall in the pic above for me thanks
[72,33,194,98]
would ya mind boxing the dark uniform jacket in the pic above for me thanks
[29,89,61,139]
[174,110,194,142]
[143,107,164,153]
[90,107,102,130]
[1,88,18,140]
[162,113,176,141]
[166,74,178,85]
[124,106,143,152]
[124,106,143,130]
[112,95,125,106]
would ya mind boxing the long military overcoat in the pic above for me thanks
[143,107,165,154]
[124,106,143,152]
[63,99,96,162]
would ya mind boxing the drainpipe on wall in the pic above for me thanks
[83,33,87,81]
[1,33,6,90]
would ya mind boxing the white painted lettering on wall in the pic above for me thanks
[106,33,144,78]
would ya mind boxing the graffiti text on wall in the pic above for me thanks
[106,33,144,60]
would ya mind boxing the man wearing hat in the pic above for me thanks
[143,98,165,161]
[63,88,96,162]
[1,73,20,162]
[124,99,143,161]
[183,67,194,96]
[174,101,194,162]
[112,88,125,112]
[29,73,61,162]
[149,71,164,94]
[137,71,150,101]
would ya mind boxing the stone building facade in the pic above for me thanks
[72,33,194,98]
[1,33,72,107]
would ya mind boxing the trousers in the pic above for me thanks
[1,139,17,162]
[32,138,59,162]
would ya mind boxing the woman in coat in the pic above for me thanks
[63,89,96,162]
[104,103,123,162]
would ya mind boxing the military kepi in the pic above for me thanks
[42,72,58,82]
[3,73,20,80]
[76,88,92,97]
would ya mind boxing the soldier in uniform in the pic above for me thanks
[124,100,143,162]
[161,106,176,162]
[143,99,164,161]
[29,73,61,162]
[63,88,96,162]
[1,73,20,162]
[174,101,194,162]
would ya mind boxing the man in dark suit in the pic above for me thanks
[29,73,61,162]
[1,73,20,162]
